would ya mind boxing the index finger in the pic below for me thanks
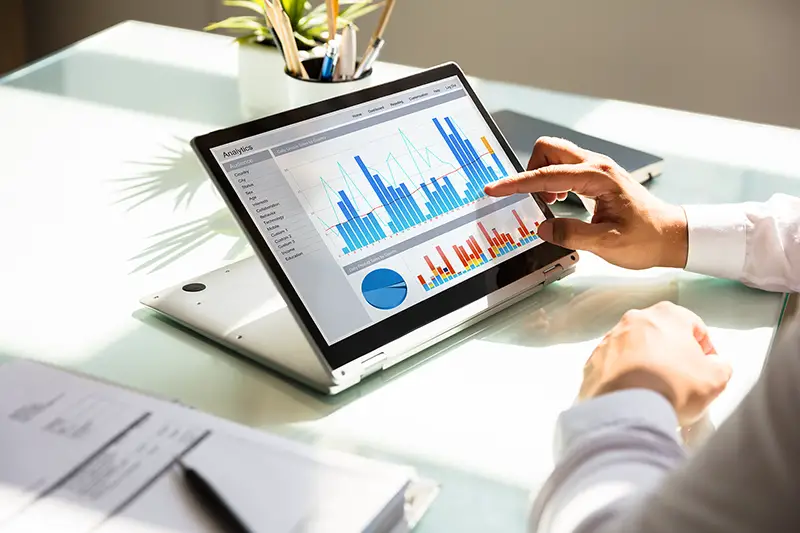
[527,136,588,171]
[484,163,615,197]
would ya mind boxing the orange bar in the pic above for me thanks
[436,246,456,276]
[481,136,494,154]
[477,222,495,247]
[469,236,483,254]
[425,256,436,271]
[453,245,468,268]
[512,209,530,235]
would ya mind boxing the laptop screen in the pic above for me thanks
[210,76,547,344]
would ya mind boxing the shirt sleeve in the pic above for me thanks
[529,327,800,533]
[683,193,800,293]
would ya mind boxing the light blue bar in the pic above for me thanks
[431,179,454,211]
[366,212,386,239]
[422,285,430,292]
[338,222,356,251]
[491,153,508,177]
[486,166,499,181]
[436,177,458,209]
[448,133,484,187]
[386,185,414,229]
[388,221,398,233]
[443,176,463,206]
[480,253,488,262]
[435,275,443,284]
[433,117,482,186]
[342,247,349,253]
[339,219,363,248]
[399,183,425,223]
[430,188,447,213]
[420,184,440,216]
[464,138,494,183]
[433,278,441,287]
[339,192,375,244]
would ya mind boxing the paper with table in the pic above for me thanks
[0,360,438,532]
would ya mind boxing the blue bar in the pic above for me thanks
[442,176,463,206]
[420,184,440,216]
[337,222,356,251]
[373,175,406,230]
[422,285,430,292]
[464,190,474,202]
[339,192,376,244]
[464,138,494,183]
[339,219,363,248]
[424,201,437,217]
[399,183,426,223]
[443,116,487,184]
[491,153,508,177]
[433,278,441,287]
[430,187,447,214]
[480,253,488,262]
[486,166,499,181]
[366,213,386,239]
[431,179,454,211]
[386,185,412,230]
[388,221,398,233]
[448,133,484,187]
[357,156,403,231]
[342,247,350,253]
[435,275,443,284]
[432,118,481,186]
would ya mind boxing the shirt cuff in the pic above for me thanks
[682,204,748,281]
[555,389,680,459]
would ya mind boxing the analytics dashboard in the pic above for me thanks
[212,76,547,343]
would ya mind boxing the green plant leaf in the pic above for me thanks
[340,1,384,21]
[282,0,309,28]
[222,0,266,16]
[204,16,267,33]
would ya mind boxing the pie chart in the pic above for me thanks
[361,268,408,310]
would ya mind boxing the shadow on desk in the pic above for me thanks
[474,272,782,350]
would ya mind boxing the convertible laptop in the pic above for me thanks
[140,63,579,394]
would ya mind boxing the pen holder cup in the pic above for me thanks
[284,57,375,108]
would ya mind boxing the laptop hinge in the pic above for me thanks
[542,264,564,281]
[359,351,387,379]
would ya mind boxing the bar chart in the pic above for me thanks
[329,116,510,254]
[415,209,540,291]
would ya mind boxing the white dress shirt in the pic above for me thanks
[529,193,800,533]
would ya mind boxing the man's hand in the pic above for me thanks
[484,137,689,270]
[580,301,732,426]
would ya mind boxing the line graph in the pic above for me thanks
[276,101,516,258]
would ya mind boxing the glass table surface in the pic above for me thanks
[2,21,800,532]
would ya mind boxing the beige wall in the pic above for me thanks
[16,0,800,128]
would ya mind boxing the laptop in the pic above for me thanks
[140,63,579,394]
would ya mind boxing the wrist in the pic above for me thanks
[658,205,689,268]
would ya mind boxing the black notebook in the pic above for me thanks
[491,110,663,185]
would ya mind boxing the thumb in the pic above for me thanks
[537,218,615,251]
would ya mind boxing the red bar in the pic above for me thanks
[488,248,497,258]
[459,245,470,262]
[477,222,495,247]
[506,233,516,245]
[437,266,445,276]
[492,229,505,246]
[518,227,527,239]
[417,275,427,286]
[469,254,476,261]
[453,245,468,268]
[436,246,456,276]
[467,238,481,258]
[512,209,530,235]
[424,256,436,272]
[469,236,483,254]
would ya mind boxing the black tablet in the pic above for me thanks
[192,63,576,370]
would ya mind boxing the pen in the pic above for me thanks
[337,24,357,80]
[179,462,251,533]
[320,41,339,81]
[354,0,395,78]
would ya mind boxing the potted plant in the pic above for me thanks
[205,0,383,51]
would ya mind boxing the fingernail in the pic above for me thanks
[537,220,553,242]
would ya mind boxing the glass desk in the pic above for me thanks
[2,21,799,532]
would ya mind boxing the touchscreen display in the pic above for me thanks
[211,76,547,344]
